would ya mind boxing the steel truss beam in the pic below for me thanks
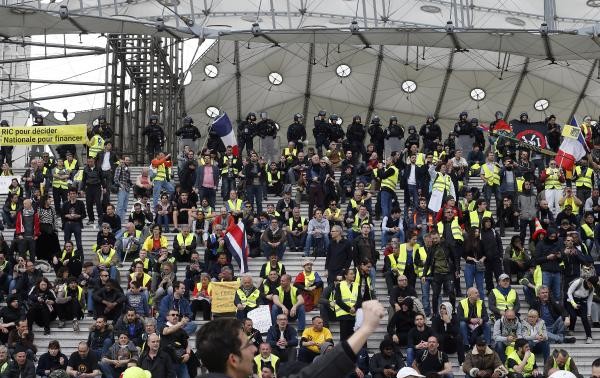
[0,77,126,87]
[366,45,383,125]
[434,49,454,119]
[0,39,106,52]
[0,51,104,64]
[0,89,108,106]
[569,59,598,121]
[505,57,529,120]
[302,43,315,125]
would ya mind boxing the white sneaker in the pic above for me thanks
[73,320,79,332]
[586,337,593,344]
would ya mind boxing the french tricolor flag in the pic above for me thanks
[555,117,589,171]
[212,112,239,156]
[225,218,249,274]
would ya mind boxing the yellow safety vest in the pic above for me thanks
[88,135,104,158]
[415,153,425,167]
[264,262,283,276]
[59,249,78,263]
[378,166,399,191]
[283,147,297,162]
[176,233,195,249]
[544,168,561,189]
[349,199,364,212]
[469,210,492,228]
[507,351,536,376]
[65,159,78,172]
[388,243,428,277]
[574,166,593,189]
[288,216,306,231]
[276,286,298,306]
[303,271,315,287]
[237,288,260,308]
[52,167,68,189]
[324,208,341,221]
[552,356,571,372]
[220,157,238,175]
[432,173,452,193]
[581,223,595,239]
[129,272,152,287]
[510,248,527,262]
[491,288,517,312]
[96,249,116,267]
[266,171,281,186]
[254,354,279,378]
[336,280,359,317]
[133,257,150,272]
[352,214,370,232]
[561,197,579,214]
[482,163,501,186]
[460,297,483,318]
[227,199,243,212]
[516,177,525,192]
[74,169,84,182]
[153,163,167,182]
[437,218,464,241]
[433,150,446,164]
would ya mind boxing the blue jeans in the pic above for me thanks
[381,229,405,249]
[546,316,565,343]
[483,184,501,206]
[271,304,305,332]
[406,347,417,366]
[152,180,175,208]
[463,263,486,301]
[529,340,550,360]
[407,184,419,211]
[156,214,169,230]
[421,277,432,317]
[460,320,491,346]
[261,241,287,260]
[380,190,393,219]
[87,289,95,313]
[304,234,330,257]
[175,362,190,378]
[117,188,129,221]
[246,185,263,214]
[542,271,562,302]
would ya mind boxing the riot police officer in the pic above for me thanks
[471,118,485,151]
[384,116,404,156]
[368,115,385,158]
[256,112,278,139]
[238,112,257,156]
[404,125,420,149]
[287,113,307,151]
[313,110,330,156]
[142,114,165,162]
[328,114,345,144]
[92,115,114,141]
[453,111,472,136]
[419,114,442,154]
[176,116,201,153]
[29,114,46,161]
[346,115,366,162]
[0,120,13,166]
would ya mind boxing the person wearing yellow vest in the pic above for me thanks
[259,253,287,279]
[87,129,105,159]
[542,160,565,217]
[374,155,400,219]
[437,208,464,297]
[253,343,280,378]
[480,152,502,207]
[129,261,152,291]
[558,187,582,216]
[283,141,298,163]
[150,151,175,209]
[458,287,492,348]
[235,275,264,320]
[505,338,540,378]
[94,242,118,280]
[52,158,69,214]
[55,276,85,331]
[287,207,308,252]
[271,274,306,333]
[579,212,596,251]
[468,199,493,230]
[190,273,213,321]
[293,259,324,312]
[225,190,244,214]
[335,268,360,341]
[543,349,583,378]
[502,235,530,281]
[489,274,520,320]
[173,225,197,263]
[64,151,79,178]
[384,232,427,292]
[266,162,284,196]
[574,159,594,206]
[429,161,456,202]
[219,146,239,201]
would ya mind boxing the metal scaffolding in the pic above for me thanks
[104,35,185,164]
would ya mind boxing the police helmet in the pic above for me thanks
[459,111,468,119]
[260,112,268,120]
[329,114,339,122]
[470,118,479,125]
[495,111,504,120]
[0,120,8,127]
[149,114,159,123]
[352,115,361,123]
[294,113,304,122]
[247,112,257,121]
[318,110,327,117]
[389,116,398,125]
[183,116,194,126]
[371,115,381,125]
[520,112,528,120]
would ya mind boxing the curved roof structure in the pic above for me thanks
[3,0,600,131]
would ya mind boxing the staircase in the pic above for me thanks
[1,165,598,375]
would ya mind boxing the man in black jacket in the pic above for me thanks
[529,285,575,344]
[422,231,456,314]
[346,115,366,162]
[62,188,86,255]
[238,113,257,156]
[401,154,427,212]
[138,333,176,377]
[81,157,103,225]
[287,113,307,151]
[533,227,564,302]
[313,110,329,156]
[176,116,201,154]
[243,151,266,214]
[325,225,353,286]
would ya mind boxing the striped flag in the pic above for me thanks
[225,218,249,274]
[555,117,589,171]
[212,112,239,156]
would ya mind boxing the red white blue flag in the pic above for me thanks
[212,112,239,156]
[225,218,249,274]
[555,117,589,171]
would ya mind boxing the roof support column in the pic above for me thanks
[234,41,242,123]
[544,0,557,31]
[505,57,529,120]
[366,45,384,125]
[569,59,598,121]
[434,49,454,120]
[302,43,315,126]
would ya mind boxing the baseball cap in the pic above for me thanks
[499,273,510,281]
[475,336,487,346]
[397,367,425,378]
